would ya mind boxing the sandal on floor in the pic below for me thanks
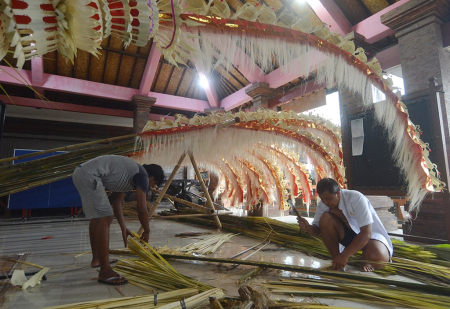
[98,276,128,286]
[92,259,118,268]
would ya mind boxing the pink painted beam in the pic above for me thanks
[307,0,351,36]
[0,65,32,85]
[149,92,210,112]
[264,53,327,89]
[376,45,400,70]
[31,57,45,97]
[352,0,410,44]
[0,65,209,112]
[231,46,265,83]
[0,65,138,101]
[198,72,219,108]
[268,79,322,108]
[0,95,174,120]
[220,84,252,111]
[138,42,162,95]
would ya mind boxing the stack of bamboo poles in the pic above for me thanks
[163,210,450,285]
[0,134,140,197]
[265,276,450,308]
[113,233,213,292]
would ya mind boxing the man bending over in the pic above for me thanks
[298,178,393,271]
[73,155,164,285]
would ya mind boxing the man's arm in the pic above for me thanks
[297,217,321,236]
[332,224,372,270]
[135,188,150,242]
[111,192,131,247]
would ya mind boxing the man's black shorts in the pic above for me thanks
[339,221,357,247]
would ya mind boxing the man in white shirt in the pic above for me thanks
[298,178,393,271]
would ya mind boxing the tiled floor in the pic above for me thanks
[0,213,409,309]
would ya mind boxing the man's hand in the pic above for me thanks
[297,216,312,234]
[122,227,132,248]
[141,230,150,243]
[332,253,349,270]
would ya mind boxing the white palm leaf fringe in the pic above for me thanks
[154,20,444,211]
[133,113,344,210]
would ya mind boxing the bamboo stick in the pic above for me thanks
[188,152,222,230]
[138,152,187,235]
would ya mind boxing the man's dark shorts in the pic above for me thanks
[339,221,357,247]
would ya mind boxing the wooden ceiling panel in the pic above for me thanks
[109,35,125,50]
[153,63,172,93]
[360,0,391,14]
[89,50,108,83]
[138,39,153,55]
[129,58,147,89]
[165,67,185,95]
[174,68,196,97]
[103,52,121,85]
[73,50,90,80]
[116,55,136,87]
[57,52,73,77]
[43,51,57,74]
[334,0,371,25]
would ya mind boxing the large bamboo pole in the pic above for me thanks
[188,152,222,230]
[152,212,232,219]
[138,152,187,235]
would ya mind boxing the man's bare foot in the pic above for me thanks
[91,258,118,268]
[362,263,375,272]
[98,269,128,285]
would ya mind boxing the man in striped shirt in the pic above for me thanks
[73,155,164,286]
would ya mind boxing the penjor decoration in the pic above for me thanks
[0,0,446,212]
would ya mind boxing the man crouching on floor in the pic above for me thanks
[73,155,164,285]
[298,178,393,271]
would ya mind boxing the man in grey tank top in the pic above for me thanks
[73,155,164,286]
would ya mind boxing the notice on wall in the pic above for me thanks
[351,118,364,156]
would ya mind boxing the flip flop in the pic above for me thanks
[98,276,128,286]
[92,258,118,268]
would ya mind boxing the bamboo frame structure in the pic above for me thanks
[189,151,222,230]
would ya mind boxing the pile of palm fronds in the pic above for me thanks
[162,210,450,285]
[113,232,213,292]
[265,276,450,309]
[42,288,198,309]
[0,134,140,197]
[43,287,224,309]
[179,233,237,255]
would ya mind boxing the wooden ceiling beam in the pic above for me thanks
[0,65,209,112]
[307,0,351,36]
[351,0,409,44]
[0,95,173,121]
[138,42,162,95]
[220,84,253,111]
